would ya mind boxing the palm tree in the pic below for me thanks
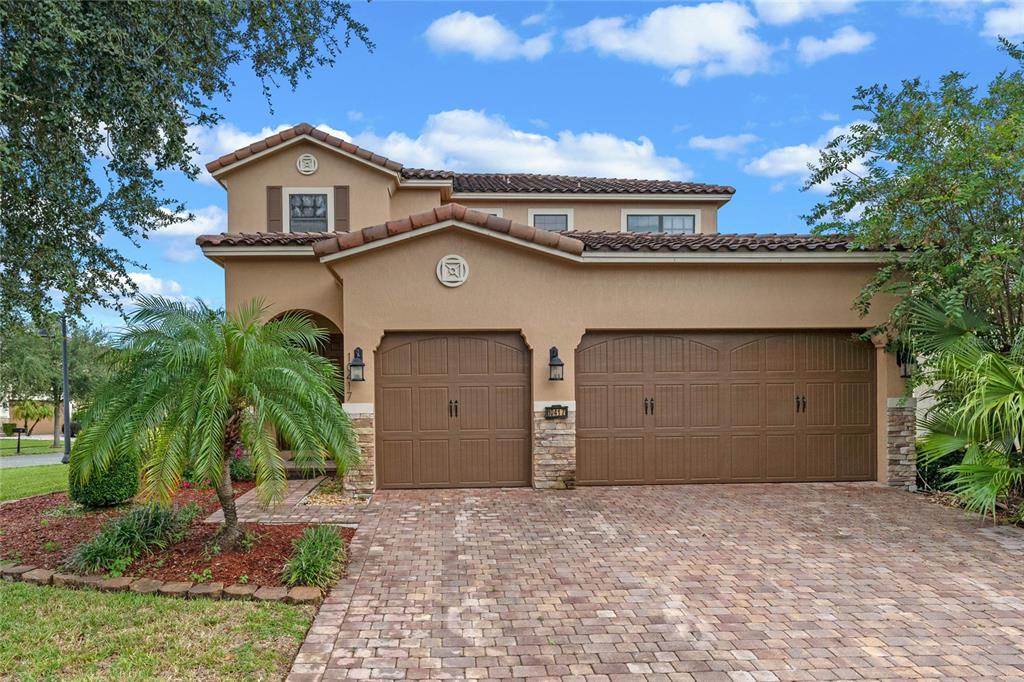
[71,297,359,548]
[913,297,1024,519]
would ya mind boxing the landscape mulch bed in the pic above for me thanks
[0,481,352,587]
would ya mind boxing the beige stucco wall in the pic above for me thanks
[223,257,343,332]
[219,141,398,232]
[457,199,722,234]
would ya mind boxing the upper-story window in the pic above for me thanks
[284,187,334,232]
[622,210,698,235]
[528,208,573,232]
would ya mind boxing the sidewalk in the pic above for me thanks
[0,453,65,469]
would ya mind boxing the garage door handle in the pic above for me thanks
[649,398,654,415]
[644,397,649,415]
[453,399,459,417]
[801,396,806,412]
[448,400,453,417]
[795,395,800,413]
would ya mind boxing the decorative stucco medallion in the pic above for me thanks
[296,153,318,175]
[436,255,469,288]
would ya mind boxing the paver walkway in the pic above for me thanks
[288,484,1024,681]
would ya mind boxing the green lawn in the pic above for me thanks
[0,581,313,680]
[0,437,64,456]
[0,464,69,502]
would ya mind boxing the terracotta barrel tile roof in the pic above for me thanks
[310,204,585,258]
[575,232,860,252]
[196,232,333,247]
[205,124,733,195]
[403,170,735,195]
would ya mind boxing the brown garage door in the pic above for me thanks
[576,332,875,485]
[376,332,531,488]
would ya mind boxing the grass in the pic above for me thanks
[0,581,313,680]
[0,464,70,502]
[0,437,64,457]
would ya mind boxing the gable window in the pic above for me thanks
[283,187,334,233]
[623,210,698,235]
[528,208,574,232]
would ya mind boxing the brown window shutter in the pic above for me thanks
[334,186,350,232]
[266,186,282,232]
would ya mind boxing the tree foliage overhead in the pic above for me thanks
[805,40,1024,351]
[0,0,372,323]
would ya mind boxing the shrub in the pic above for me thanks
[66,501,200,574]
[281,526,346,588]
[69,454,139,508]
[916,444,964,491]
[230,454,255,482]
[2,422,15,436]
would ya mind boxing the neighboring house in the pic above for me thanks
[197,123,914,494]
[2,399,63,436]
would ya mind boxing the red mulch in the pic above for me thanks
[0,482,355,587]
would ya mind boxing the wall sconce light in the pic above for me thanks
[895,344,914,379]
[548,346,564,381]
[348,347,365,382]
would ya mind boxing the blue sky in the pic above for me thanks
[101,0,1023,326]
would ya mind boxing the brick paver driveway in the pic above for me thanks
[289,484,1024,681]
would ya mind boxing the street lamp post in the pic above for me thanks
[60,315,71,464]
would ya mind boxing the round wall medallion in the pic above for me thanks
[296,153,318,175]
[436,254,469,288]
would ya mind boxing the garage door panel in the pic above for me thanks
[380,387,414,432]
[838,383,871,426]
[612,436,644,483]
[766,434,797,480]
[612,385,645,428]
[494,438,530,485]
[576,331,875,486]
[380,440,414,487]
[654,436,687,482]
[494,386,527,430]
[805,383,836,427]
[730,384,761,427]
[730,434,763,480]
[455,438,490,485]
[654,384,686,428]
[417,439,451,485]
[377,333,530,489]
[690,384,720,427]
[688,340,719,373]
[577,437,609,483]
[416,387,449,432]
[806,433,837,479]
[576,342,608,375]
[765,383,797,426]
[838,433,872,479]
[689,436,723,481]
[577,385,608,430]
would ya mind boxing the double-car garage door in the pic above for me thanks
[576,332,876,485]
[375,331,875,488]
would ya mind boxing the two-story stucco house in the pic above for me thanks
[197,123,915,495]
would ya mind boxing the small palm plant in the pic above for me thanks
[913,297,1024,519]
[71,297,359,548]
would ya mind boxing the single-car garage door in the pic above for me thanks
[376,332,531,488]
[576,332,875,485]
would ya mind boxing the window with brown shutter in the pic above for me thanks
[266,186,282,232]
[334,186,349,232]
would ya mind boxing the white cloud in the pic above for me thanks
[982,1,1024,37]
[522,11,547,27]
[424,11,552,61]
[564,3,774,85]
[163,242,200,264]
[797,26,875,63]
[128,273,184,298]
[753,0,859,25]
[157,204,227,237]
[688,133,759,156]
[351,109,692,180]
[347,110,364,122]
[819,111,840,121]
[743,122,867,192]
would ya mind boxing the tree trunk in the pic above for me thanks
[213,456,241,550]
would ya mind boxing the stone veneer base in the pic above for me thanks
[887,398,917,491]
[533,409,577,489]
[343,411,376,496]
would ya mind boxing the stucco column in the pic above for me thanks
[872,336,916,490]
[529,330,580,489]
